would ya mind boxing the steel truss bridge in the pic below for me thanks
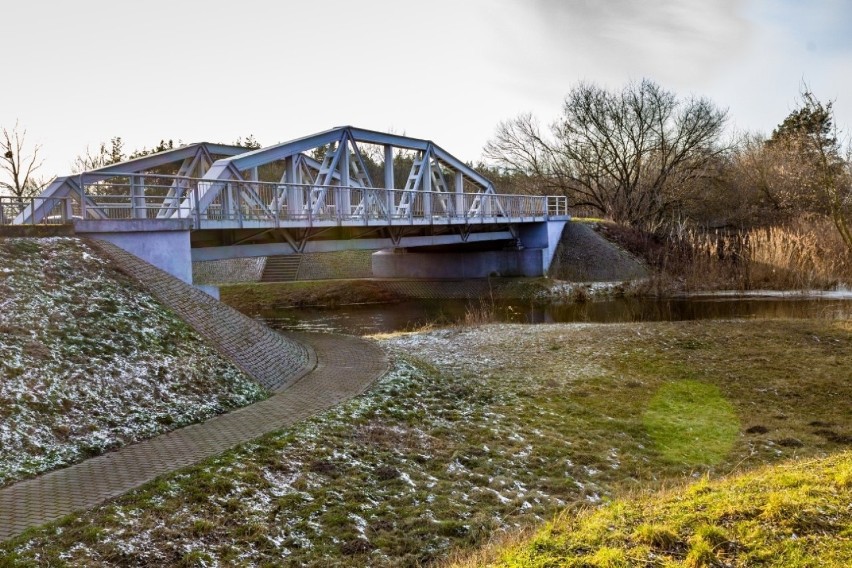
[3,127,568,270]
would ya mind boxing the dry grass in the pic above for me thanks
[463,293,499,325]
[601,216,852,293]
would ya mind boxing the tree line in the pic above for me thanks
[481,80,851,250]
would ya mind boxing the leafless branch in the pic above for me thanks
[1,121,45,199]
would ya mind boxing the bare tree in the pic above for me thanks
[71,137,125,173]
[485,80,728,227]
[1,121,47,198]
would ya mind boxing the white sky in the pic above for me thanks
[2,0,851,178]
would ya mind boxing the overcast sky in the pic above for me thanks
[3,0,851,178]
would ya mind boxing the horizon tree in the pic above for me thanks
[484,79,729,228]
[763,90,851,250]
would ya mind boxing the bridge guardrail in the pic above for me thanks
[547,196,568,217]
[10,173,570,227]
[1,196,73,226]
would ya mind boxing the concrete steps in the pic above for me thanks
[262,255,303,282]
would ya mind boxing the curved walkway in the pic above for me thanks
[0,332,388,542]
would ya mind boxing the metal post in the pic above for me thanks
[384,145,394,220]
[193,182,201,228]
[454,171,464,219]
[80,174,86,220]
[139,175,147,219]
[285,156,296,220]
[234,183,243,229]
[273,184,281,228]
[422,154,432,218]
[131,175,138,219]
[340,142,351,218]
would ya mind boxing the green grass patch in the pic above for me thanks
[643,380,739,465]
[477,452,852,567]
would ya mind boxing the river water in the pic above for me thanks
[262,295,852,336]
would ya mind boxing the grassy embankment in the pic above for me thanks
[2,319,850,566]
[451,452,852,567]
[0,238,266,486]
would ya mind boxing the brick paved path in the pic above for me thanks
[0,332,387,542]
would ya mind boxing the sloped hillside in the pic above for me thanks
[463,451,852,567]
[0,238,266,486]
[549,220,649,282]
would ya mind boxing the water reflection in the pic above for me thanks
[262,297,852,336]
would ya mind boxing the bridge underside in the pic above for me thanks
[188,223,517,260]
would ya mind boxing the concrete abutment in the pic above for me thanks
[74,219,194,284]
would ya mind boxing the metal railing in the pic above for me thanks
[78,173,197,222]
[1,196,73,226]
[75,173,569,226]
[6,173,570,227]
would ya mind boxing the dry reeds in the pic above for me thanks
[645,217,852,292]
[463,296,498,325]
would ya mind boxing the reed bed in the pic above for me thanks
[604,217,852,293]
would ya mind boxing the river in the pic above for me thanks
[262,295,852,336]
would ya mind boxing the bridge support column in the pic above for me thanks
[518,220,568,275]
[74,219,194,284]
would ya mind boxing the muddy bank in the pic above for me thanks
[219,277,637,314]
[220,280,405,314]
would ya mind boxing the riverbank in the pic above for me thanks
[598,217,852,293]
[4,319,850,565]
[219,278,638,316]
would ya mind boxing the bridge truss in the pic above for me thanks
[6,127,567,256]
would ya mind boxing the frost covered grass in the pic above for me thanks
[0,238,266,486]
[2,319,851,566]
